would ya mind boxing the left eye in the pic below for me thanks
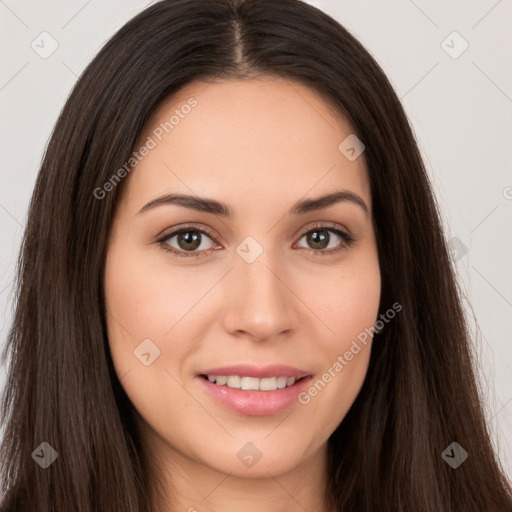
[295,227,349,251]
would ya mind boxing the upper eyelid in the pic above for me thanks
[157,224,218,243]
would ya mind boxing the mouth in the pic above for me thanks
[199,374,307,391]
[196,364,313,416]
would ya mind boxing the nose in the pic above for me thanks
[221,253,299,342]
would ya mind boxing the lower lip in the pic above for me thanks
[197,376,312,416]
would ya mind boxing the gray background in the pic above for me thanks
[0,0,511,480]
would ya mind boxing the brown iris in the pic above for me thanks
[177,230,202,251]
[306,229,330,250]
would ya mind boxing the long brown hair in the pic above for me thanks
[1,1,511,510]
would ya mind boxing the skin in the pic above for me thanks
[104,76,381,512]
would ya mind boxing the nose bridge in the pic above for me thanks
[222,243,297,340]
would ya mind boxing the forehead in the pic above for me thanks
[124,77,371,215]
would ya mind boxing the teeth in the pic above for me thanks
[205,375,300,391]
[241,377,260,390]
[215,375,227,385]
[227,376,241,388]
[276,376,287,389]
[259,377,277,391]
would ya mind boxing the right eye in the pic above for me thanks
[157,225,220,258]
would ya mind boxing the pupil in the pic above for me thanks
[178,231,201,251]
[308,230,329,249]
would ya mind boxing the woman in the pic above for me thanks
[1,0,511,510]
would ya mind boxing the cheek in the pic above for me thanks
[305,249,381,346]
[332,272,380,342]
[103,239,192,387]
[103,243,203,435]
[296,250,380,429]
[104,240,210,344]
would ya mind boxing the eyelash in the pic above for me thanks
[156,223,355,259]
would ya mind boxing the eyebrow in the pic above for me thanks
[137,190,369,217]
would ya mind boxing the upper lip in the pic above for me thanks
[198,364,311,379]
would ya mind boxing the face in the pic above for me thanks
[104,77,381,482]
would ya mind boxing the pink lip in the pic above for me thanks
[196,364,313,416]
[197,364,310,379]
[198,376,312,416]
